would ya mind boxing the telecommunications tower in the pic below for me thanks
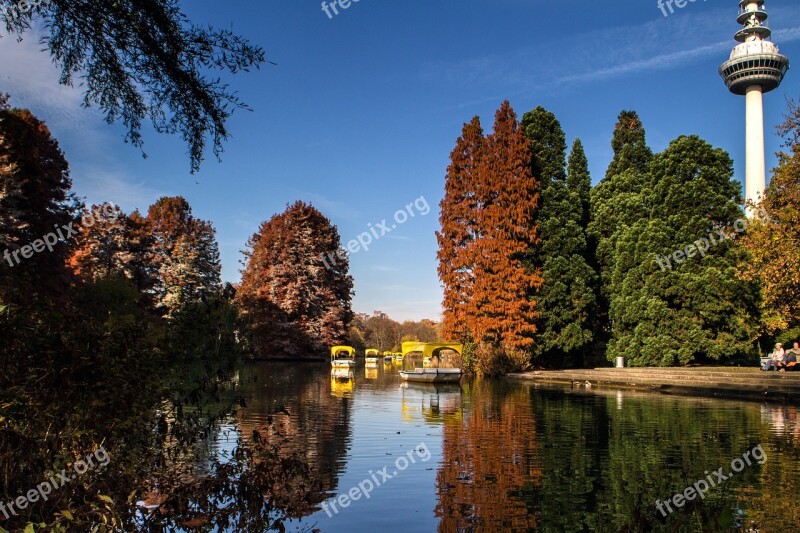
[719,0,789,215]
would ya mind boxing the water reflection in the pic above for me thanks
[233,363,353,517]
[331,368,356,398]
[219,364,800,532]
[400,383,463,425]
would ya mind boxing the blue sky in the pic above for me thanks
[2,0,800,321]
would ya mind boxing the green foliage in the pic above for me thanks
[521,106,567,189]
[606,136,759,366]
[473,342,530,376]
[775,327,800,348]
[522,108,596,367]
[589,111,654,342]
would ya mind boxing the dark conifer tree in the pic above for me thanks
[589,111,653,338]
[522,108,596,366]
[607,136,758,365]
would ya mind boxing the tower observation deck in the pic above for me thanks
[719,0,789,214]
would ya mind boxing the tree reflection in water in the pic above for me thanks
[435,383,800,532]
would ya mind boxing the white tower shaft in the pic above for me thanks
[719,0,789,217]
[745,85,766,215]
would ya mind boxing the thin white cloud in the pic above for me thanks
[429,5,800,108]
[0,30,89,131]
[561,26,800,86]
[72,164,168,213]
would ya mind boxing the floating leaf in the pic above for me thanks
[60,510,74,520]
[98,494,113,504]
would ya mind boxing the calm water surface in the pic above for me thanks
[216,360,800,532]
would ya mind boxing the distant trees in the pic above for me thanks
[437,101,542,373]
[521,107,596,367]
[237,201,354,359]
[348,314,440,352]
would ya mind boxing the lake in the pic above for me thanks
[213,359,800,532]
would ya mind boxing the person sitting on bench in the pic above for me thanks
[763,343,784,371]
[779,342,800,371]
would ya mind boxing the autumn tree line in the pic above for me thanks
[438,100,800,373]
[0,96,350,529]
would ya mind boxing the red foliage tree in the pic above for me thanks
[69,205,156,296]
[437,116,484,342]
[237,201,353,359]
[470,101,541,351]
[0,95,79,306]
[437,101,542,358]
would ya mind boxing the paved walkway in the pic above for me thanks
[507,367,800,403]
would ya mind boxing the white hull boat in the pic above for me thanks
[399,368,462,383]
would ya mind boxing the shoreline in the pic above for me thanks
[507,367,800,404]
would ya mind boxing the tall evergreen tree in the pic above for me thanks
[469,101,541,352]
[522,108,596,366]
[607,136,759,366]
[589,111,653,338]
[237,201,353,359]
[437,117,483,342]
[567,139,591,234]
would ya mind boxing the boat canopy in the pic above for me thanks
[401,342,463,358]
[330,345,356,358]
[365,348,380,356]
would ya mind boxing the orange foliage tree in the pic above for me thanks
[437,116,483,342]
[437,101,542,366]
[740,102,800,334]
